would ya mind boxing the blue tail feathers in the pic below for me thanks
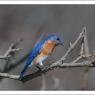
[19,64,29,80]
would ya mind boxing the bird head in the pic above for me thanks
[46,34,64,46]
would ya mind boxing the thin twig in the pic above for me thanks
[80,42,84,55]
[60,29,84,61]
[83,27,90,55]
[0,73,19,80]
[0,38,23,59]
[71,56,83,63]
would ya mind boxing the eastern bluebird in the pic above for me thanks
[19,34,63,80]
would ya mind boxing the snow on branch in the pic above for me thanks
[0,26,95,82]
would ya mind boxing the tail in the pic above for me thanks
[19,64,29,80]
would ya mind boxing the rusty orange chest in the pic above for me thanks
[33,40,56,65]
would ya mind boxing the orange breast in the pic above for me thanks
[33,40,56,64]
[41,40,56,55]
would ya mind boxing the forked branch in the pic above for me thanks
[0,27,95,82]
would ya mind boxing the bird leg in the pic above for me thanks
[36,65,42,71]
[35,64,43,71]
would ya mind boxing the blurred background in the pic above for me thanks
[0,5,95,90]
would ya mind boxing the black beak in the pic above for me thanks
[59,41,64,46]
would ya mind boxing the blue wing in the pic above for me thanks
[19,41,45,80]
[19,34,55,80]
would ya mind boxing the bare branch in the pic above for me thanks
[0,38,23,59]
[80,42,84,55]
[71,56,83,63]
[60,28,84,61]
[83,26,90,55]
[0,73,19,80]
[21,61,94,82]
[0,26,94,83]
[0,61,94,82]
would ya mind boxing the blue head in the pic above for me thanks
[45,34,64,46]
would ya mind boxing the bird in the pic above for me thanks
[19,34,64,80]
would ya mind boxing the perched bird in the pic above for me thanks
[19,34,63,80]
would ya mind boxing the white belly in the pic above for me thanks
[29,55,48,67]
[35,55,48,65]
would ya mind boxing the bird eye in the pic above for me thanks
[57,38,60,40]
